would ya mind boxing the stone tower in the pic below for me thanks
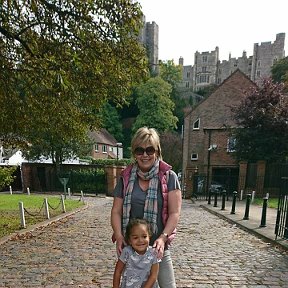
[193,47,219,91]
[250,33,286,85]
[139,16,159,74]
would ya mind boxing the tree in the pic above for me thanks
[132,77,178,133]
[0,0,148,167]
[197,84,218,98]
[0,167,16,191]
[271,56,288,91]
[159,60,185,131]
[231,78,288,163]
[160,131,182,173]
[99,102,123,142]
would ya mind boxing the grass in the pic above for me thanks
[252,197,278,209]
[0,194,85,238]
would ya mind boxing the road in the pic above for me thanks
[0,197,287,287]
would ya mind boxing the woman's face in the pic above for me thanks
[134,143,157,172]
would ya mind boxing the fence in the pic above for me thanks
[275,177,288,240]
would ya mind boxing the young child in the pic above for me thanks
[113,218,160,288]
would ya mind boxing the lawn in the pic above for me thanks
[252,197,278,209]
[0,194,85,238]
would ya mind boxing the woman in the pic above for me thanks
[111,127,182,288]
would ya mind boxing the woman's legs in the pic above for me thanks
[158,249,176,288]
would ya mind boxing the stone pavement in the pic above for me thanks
[0,196,288,287]
[198,197,288,251]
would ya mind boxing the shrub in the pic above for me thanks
[0,166,17,190]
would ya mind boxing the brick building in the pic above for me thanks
[182,69,256,198]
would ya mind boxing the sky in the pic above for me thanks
[137,0,288,65]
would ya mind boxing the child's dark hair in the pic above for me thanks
[125,218,152,242]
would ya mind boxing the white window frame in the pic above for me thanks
[193,118,200,130]
[191,153,198,160]
[102,145,107,153]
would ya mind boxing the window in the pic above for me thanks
[257,60,261,67]
[193,118,200,130]
[102,145,107,153]
[187,72,190,78]
[202,66,207,72]
[191,153,198,160]
[227,137,236,152]
[256,70,261,77]
[94,144,99,151]
[198,75,209,83]
[186,82,190,88]
[202,55,207,62]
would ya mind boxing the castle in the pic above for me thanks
[179,33,286,91]
[139,18,286,91]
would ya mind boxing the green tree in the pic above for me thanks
[99,102,123,142]
[197,84,218,98]
[160,131,182,173]
[0,167,16,190]
[271,56,288,91]
[0,0,148,168]
[159,60,185,131]
[231,78,288,163]
[132,77,178,133]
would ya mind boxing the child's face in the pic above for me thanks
[128,224,150,255]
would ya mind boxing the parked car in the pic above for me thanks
[197,179,225,194]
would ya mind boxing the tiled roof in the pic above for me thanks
[88,129,118,146]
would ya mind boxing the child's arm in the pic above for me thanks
[113,259,125,288]
[143,263,159,288]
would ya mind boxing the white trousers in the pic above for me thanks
[158,249,176,288]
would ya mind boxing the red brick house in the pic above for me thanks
[88,129,123,160]
[182,70,256,198]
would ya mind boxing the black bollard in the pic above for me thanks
[213,192,218,207]
[260,197,268,227]
[230,191,237,214]
[221,190,226,210]
[208,189,212,205]
[243,194,251,220]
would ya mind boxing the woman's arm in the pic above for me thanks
[164,188,182,235]
[143,263,159,288]
[111,197,126,256]
[153,188,182,258]
[113,259,125,288]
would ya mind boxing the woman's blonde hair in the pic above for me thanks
[131,127,162,159]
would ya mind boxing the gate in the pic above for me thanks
[275,177,288,240]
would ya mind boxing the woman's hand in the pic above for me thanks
[152,234,167,259]
[115,234,126,257]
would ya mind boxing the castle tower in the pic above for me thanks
[193,47,219,91]
[251,33,285,85]
[144,21,159,74]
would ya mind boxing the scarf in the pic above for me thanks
[122,159,160,235]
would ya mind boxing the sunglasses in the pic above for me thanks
[134,146,156,156]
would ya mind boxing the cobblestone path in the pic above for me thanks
[0,197,287,287]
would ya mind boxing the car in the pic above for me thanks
[197,179,225,194]
[209,181,225,193]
